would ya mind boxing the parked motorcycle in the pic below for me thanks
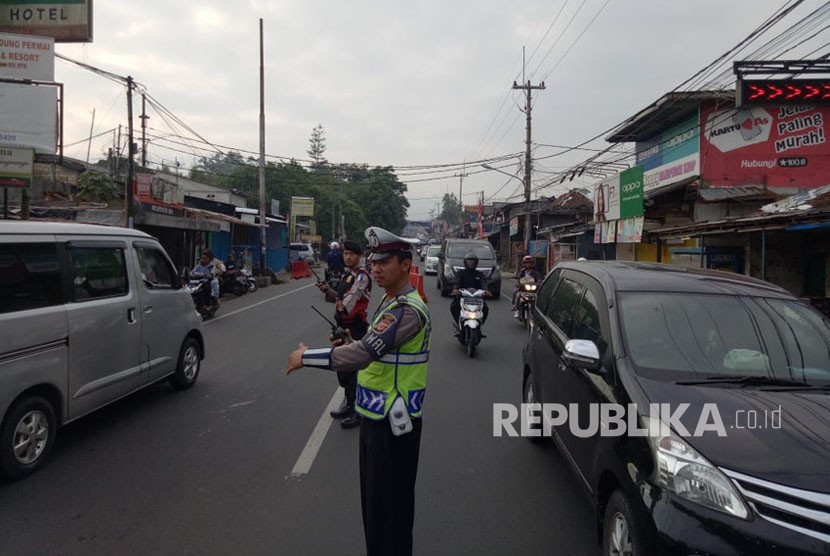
[453,288,487,358]
[516,276,538,327]
[222,260,256,296]
[186,276,218,320]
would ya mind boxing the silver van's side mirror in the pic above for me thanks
[562,339,601,372]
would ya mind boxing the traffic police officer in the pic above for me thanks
[317,240,372,429]
[285,226,431,556]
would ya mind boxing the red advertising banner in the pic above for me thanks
[700,105,830,188]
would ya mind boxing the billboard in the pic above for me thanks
[0,145,33,187]
[637,112,700,194]
[290,196,314,217]
[616,216,644,243]
[700,105,830,188]
[509,216,519,237]
[0,82,57,153]
[619,166,644,218]
[593,174,620,223]
[0,0,92,43]
[0,32,53,80]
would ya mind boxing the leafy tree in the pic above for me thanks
[307,124,327,169]
[190,151,246,185]
[76,171,119,202]
[440,193,463,226]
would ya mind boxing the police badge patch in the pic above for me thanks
[373,312,398,333]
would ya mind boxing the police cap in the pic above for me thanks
[365,226,417,261]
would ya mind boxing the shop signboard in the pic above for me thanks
[619,166,644,218]
[700,105,830,188]
[0,145,33,187]
[593,224,601,244]
[616,216,644,243]
[290,196,314,217]
[509,216,519,237]
[636,112,700,194]
[0,0,92,43]
[0,32,53,80]
[593,174,620,223]
[602,221,616,244]
[0,82,56,153]
[528,240,547,257]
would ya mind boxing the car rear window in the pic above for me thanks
[447,244,494,259]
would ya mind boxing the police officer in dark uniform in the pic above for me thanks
[316,240,372,429]
[286,226,431,556]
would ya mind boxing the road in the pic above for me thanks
[0,266,598,556]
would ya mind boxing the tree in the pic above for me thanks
[307,124,327,169]
[76,171,119,202]
[440,193,463,226]
[190,151,246,185]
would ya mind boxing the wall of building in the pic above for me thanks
[749,231,804,296]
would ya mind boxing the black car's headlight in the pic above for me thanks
[646,418,749,519]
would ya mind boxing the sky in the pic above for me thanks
[45,0,830,221]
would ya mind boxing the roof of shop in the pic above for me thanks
[606,90,734,143]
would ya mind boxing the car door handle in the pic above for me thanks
[127,307,137,323]
[143,304,153,314]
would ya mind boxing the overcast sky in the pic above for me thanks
[53,0,829,220]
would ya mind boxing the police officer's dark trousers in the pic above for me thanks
[359,416,423,556]
[337,321,368,408]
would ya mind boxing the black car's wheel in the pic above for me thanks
[522,372,543,444]
[169,338,201,390]
[0,395,57,480]
[603,490,654,556]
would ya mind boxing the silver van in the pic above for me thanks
[0,222,204,480]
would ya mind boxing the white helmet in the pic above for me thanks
[577,257,587,261]
[330,241,340,250]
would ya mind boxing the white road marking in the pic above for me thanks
[290,388,343,478]
[205,282,316,324]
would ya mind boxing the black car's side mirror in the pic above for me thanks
[562,339,602,373]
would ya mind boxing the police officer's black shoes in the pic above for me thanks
[340,411,362,429]
[330,399,351,419]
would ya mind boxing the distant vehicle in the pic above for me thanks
[0,222,204,480]
[423,245,441,275]
[522,261,830,555]
[437,239,501,298]
[289,242,316,264]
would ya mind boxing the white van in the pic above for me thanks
[0,222,204,480]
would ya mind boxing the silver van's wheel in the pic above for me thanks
[169,338,201,390]
[0,396,57,480]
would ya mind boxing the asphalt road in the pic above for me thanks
[0,266,598,556]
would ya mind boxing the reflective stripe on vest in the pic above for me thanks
[356,290,431,420]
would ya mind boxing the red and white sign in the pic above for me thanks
[0,32,53,80]
[701,105,830,188]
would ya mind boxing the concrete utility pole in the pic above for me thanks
[126,76,135,229]
[513,78,544,253]
[258,18,267,276]
[86,108,95,164]
[455,161,467,205]
[140,94,149,168]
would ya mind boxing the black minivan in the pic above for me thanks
[522,261,830,555]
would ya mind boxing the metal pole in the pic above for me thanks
[3,188,7,219]
[761,230,766,281]
[126,76,135,228]
[700,234,705,268]
[86,108,95,164]
[258,18,267,276]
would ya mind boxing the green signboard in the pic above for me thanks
[619,166,644,219]
[0,145,33,187]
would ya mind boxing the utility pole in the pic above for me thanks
[258,18,267,276]
[454,161,467,237]
[513,47,545,254]
[86,108,95,164]
[126,76,135,229]
[140,94,149,168]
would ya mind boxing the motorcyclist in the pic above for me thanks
[190,252,219,307]
[512,255,542,318]
[327,242,345,273]
[450,252,494,327]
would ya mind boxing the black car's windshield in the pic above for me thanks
[619,292,830,383]
[447,244,495,259]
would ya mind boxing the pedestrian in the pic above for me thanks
[316,239,372,429]
[285,226,431,556]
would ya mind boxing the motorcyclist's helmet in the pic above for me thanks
[522,255,533,266]
[463,252,478,270]
[330,241,340,250]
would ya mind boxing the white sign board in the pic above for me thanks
[0,145,33,187]
[0,1,92,43]
[593,174,620,223]
[291,196,315,217]
[0,32,54,80]
[0,82,57,153]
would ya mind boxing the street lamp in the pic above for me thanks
[482,163,530,254]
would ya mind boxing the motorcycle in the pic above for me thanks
[453,288,487,358]
[185,276,218,320]
[222,260,256,296]
[516,276,538,327]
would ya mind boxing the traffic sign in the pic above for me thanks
[738,78,830,107]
